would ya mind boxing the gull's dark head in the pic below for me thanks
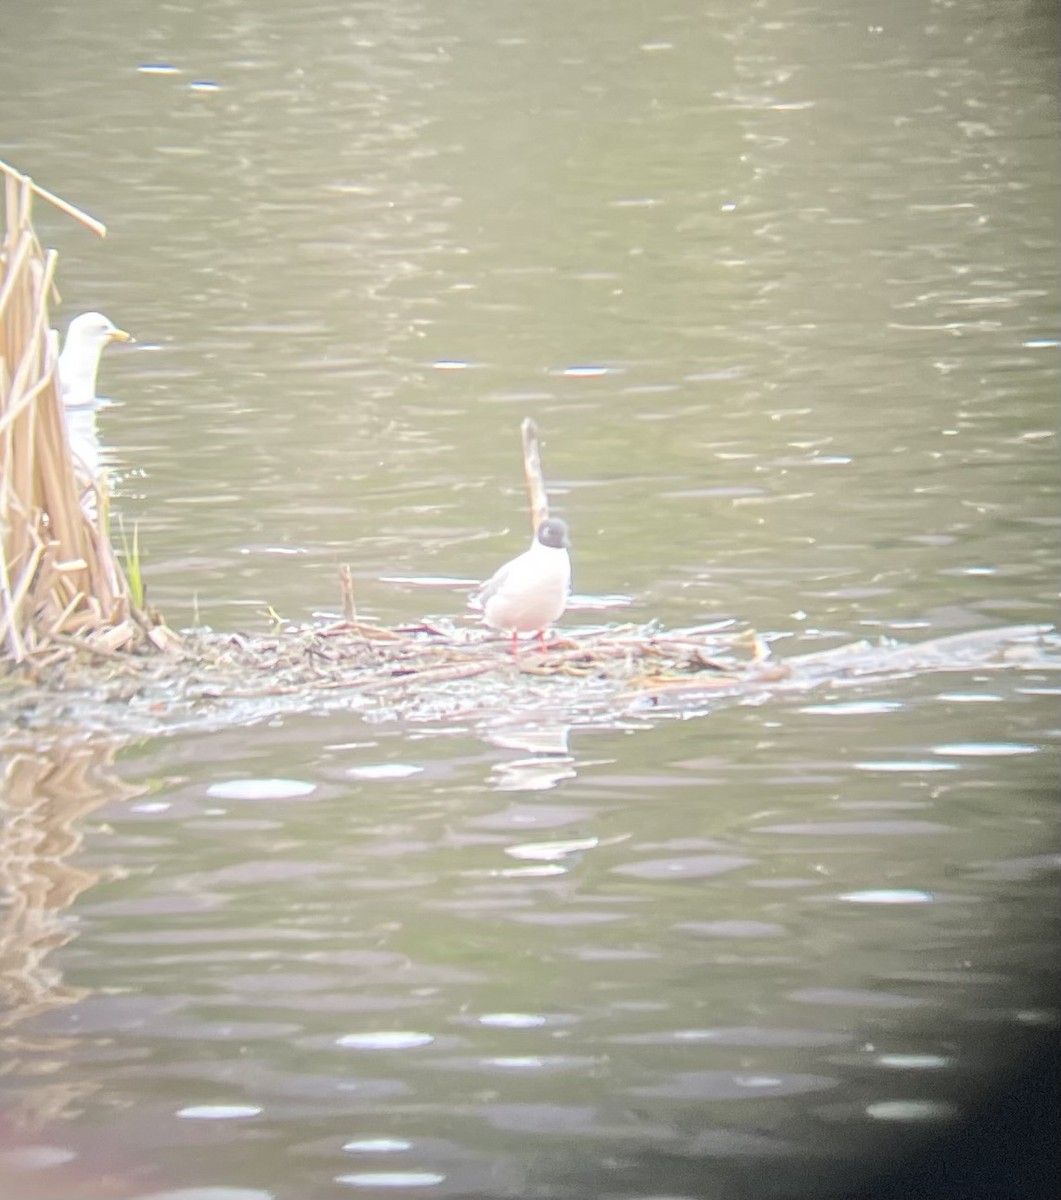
[536,517,570,550]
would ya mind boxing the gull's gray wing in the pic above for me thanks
[471,558,514,609]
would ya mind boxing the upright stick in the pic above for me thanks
[520,417,549,534]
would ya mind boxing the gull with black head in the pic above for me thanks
[471,517,571,652]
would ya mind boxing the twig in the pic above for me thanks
[317,620,409,642]
[0,159,107,238]
[339,563,356,623]
[354,659,497,692]
[45,630,140,665]
[520,417,549,532]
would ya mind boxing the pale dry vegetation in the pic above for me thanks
[0,160,172,668]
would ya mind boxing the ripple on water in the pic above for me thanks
[427,1054,599,1075]
[0,1145,77,1169]
[674,920,786,937]
[853,760,959,772]
[756,821,947,836]
[491,760,579,790]
[874,1053,951,1069]
[629,1071,837,1100]
[789,988,927,1010]
[865,1099,959,1122]
[337,1032,435,1050]
[468,802,594,830]
[504,836,609,860]
[335,1173,445,1189]
[799,700,903,715]
[507,910,628,926]
[484,1055,597,1072]
[134,1190,275,1200]
[342,1139,413,1153]
[205,778,316,800]
[839,890,934,904]
[476,1012,548,1028]
[477,1103,599,1134]
[612,854,751,880]
[609,1027,849,1048]
[133,1190,273,1200]
[346,764,425,779]
[176,1105,263,1119]
[931,741,1040,757]
[490,864,568,878]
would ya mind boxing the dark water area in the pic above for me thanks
[1,0,1058,1197]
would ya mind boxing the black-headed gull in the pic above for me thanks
[472,517,571,649]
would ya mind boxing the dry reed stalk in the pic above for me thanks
[0,158,149,665]
[339,562,356,622]
[520,417,549,531]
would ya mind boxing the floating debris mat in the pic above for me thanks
[3,619,1057,740]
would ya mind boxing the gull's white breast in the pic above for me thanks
[475,541,571,634]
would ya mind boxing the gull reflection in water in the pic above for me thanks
[483,723,576,791]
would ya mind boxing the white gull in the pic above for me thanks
[471,517,572,648]
[56,311,131,486]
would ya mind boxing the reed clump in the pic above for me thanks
[0,160,172,667]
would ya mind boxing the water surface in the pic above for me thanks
[1,0,1058,1196]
